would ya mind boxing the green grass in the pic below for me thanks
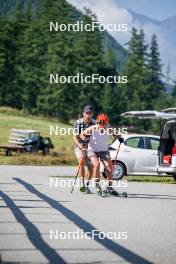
[125,175,176,183]
[0,107,76,165]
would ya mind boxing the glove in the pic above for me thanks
[118,137,124,144]
[82,147,87,152]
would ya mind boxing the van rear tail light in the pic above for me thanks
[172,145,176,155]
[163,155,171,164]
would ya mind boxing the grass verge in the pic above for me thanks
[0,107,76,165]
[125,175,176,183]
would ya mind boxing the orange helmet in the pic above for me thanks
[96,114,109,127]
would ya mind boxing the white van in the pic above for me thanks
[121,108,176,181]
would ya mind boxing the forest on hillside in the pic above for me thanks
[0,0,175,130]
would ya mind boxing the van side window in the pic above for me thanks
[146,137,160,150]
[125,137,145,149]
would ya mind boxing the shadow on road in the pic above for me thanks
[127,193,176,200]
[0,190,67,264]
[11,177,153,264]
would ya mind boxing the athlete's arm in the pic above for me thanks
[79,125,96,141]
[73,121,84,149]
[73,134,83,149]
[107,124,124,143]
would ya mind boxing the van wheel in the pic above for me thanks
[112,161,126,181]
[173,175,176,181]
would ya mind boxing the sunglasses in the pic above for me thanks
[98,120,106,125]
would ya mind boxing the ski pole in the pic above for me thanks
[70,156,84,194]
[71,145,88,194]
[112,141,122,171]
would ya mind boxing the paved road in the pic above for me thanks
[0,166,77,177]
[0,166,176,264]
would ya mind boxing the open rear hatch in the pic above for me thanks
[159,120,176,169]
[121,110,176,120]
[121,109,176,173]
[162,108,176,114]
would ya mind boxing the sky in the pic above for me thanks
[67,0,176,79]
[115,0,176,20]
[68,0,176,21]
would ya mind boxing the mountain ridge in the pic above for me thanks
[67,0,176,80]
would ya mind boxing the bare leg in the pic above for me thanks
[102,158,119,195]
[85,160,93,186]
[78,160,85,184]
[90,155,103,194]
[102,158,113,186]
[77,149,87,186]
[90,156,100,182]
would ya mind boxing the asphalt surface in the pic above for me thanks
[0,166,176,264]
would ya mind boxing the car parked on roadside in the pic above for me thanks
[100,134,160,181]
[121,108,176,181]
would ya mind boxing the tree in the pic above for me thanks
[172,81,176,98]
[147,34,164,109]
[73,9,103,116]
[120,28,148,112]
[100,49,122,124]
[0,3,23,108]
[0,17,11,105]
[37,0,79,121]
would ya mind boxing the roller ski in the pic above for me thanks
[118,192,128,198]
[96,183,107,197]
[105,186,127,197]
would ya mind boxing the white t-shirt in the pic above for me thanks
[88,125,109,152]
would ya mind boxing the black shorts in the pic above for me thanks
[94,151,110,161]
